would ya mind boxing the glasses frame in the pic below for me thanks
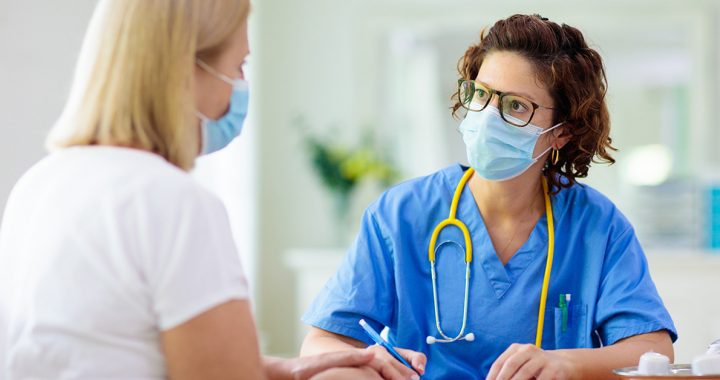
[457,79,555,127]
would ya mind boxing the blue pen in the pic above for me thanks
[359,319,416,372]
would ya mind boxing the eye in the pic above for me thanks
[509,99,529,113]
[476,87,491,102]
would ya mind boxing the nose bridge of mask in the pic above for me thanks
[460,107,541,154]
[459,105,503,133]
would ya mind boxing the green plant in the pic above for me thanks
[298,118,400,211]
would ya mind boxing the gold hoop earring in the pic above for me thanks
[551,148,560,165]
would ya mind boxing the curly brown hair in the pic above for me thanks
[451,14,616,192]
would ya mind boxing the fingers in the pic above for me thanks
[365,345,420,380]
[487,343,522,380]
[495,350,533,380]
[322,350,375,368]
[396,347,427,375]
[291,350,374,380]
[297,345,423,380]
[374,361,416,380]
[509,356,544,380]
[312,367,383,380]
[308,366,383,380]
[488,344,540,380]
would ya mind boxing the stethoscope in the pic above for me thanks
[426,167,556,347]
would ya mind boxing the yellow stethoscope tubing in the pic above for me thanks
[535,176,554,347]
[427,167,555,348]
[428,167,474,263]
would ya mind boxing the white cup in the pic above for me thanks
[637,352,670,375]
[692,354,720,375]
[708,339,720,355]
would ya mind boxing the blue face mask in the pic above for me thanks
[196,60,249,155]
[458,106,563,181]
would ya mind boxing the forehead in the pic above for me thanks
[474,51,552,106]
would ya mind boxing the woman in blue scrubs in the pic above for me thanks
[301,14,676,380]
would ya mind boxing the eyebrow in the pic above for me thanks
[477,80,539,103]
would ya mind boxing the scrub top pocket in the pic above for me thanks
[554,303,587,349]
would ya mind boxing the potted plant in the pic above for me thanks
[299,119,399,244]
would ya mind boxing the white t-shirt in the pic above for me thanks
[0,146,249,379]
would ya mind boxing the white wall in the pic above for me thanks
[251,0,369,354]
[0,0,98,217]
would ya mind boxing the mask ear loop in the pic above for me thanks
[196,111,210,121]
[539,121,565,136]
[196,59,235,85]
[533,121,566,161]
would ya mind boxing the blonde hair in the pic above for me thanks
[47,0,249,170]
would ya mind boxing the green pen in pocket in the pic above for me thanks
[559,294,569,332]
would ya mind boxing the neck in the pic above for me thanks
[469,169,545,223]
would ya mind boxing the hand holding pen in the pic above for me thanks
[359,319,426,379]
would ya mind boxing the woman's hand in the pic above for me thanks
[487,343,576,380]
[363,345,426,380]
[266,350,373,380]
[275,345,425,380]
[309,366,383,380]
[300,327,426,380]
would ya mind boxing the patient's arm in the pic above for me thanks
[302,326,368,354]
[162,302,373,380]
[161,300,266,380]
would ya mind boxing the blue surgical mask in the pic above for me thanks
[458,106,563,181]
[196,60,249,154]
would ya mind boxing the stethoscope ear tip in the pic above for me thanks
[426,336,437,345]
[464,333,475,342]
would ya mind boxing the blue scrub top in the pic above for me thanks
[303,164,677,379]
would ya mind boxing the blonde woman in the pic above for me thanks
[0,0,387,378]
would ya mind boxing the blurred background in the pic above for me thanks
[1,0,720,364]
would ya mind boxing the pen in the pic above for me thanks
[559,294,568,332]
[359,319,416,372]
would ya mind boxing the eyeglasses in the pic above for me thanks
[457,79,554,127]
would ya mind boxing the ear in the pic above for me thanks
[551,123,572,150]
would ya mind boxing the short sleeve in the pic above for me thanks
[595,226,677,345]
[144,187,249,330]
[301,208,396,346]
